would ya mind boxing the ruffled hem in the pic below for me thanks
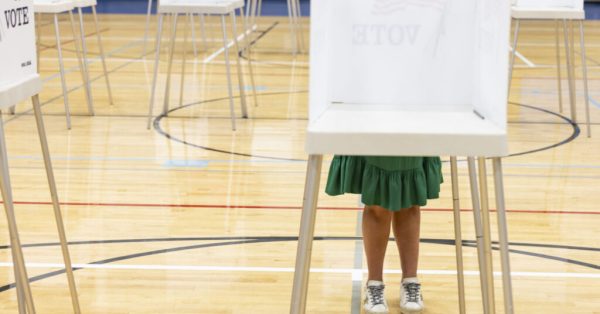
[325,156,443,211]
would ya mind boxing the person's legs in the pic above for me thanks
[392,206,421,278]
[392,206,424,313]
[363,205,393,281]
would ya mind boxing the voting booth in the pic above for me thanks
[147,0,258,131]
[510,0,591,137]
[291,1,514,314]
[0,1,80,313]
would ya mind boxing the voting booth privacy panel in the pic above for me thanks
[307,0,511,157]
[0,0,40,108]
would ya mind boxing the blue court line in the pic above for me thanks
[10,155,600,169]
[590,96,600,109]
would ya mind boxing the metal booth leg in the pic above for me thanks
[220,15,237,131]
[77,8,95,116]
[163,14,179,115]
[147,14,165,129]
[32,95,82,314]
[190,14,198,58]
[0,111,36,314]
[286,0,297,55]
[68,10,90,123]
[477,157,496,314]
[467,157,491,314]
[200,14,208,52]
[555,20,564,113]
[290,155,323,314]
[143,0,153,54]
[91,6,115,106]
[578,21,592,137]
[53,13,73,130]
[508,19,520,97]
[240,9,259,107]
[292,0,305,53]
[230,12,249,118]
[562,19,577,123]
[492,158,514,314]
[450,157,466,314]
[179,14,189,108]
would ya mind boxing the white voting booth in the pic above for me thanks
[0,1,80,313]
[510,0,591,137]
[291,1,513,314]
[147,0,258,130]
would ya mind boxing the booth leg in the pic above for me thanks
[477,157,496,314]
[0,112,36,314]
[179,14,189,108]
[290,155,323,314]
[32,95,82,314]
[578,21,591,138]
[293,0,305,53]
[562,20,577,123]
[554,20,564,113]
[286,0,297,55]
[220,15,237,131]
[147,14,165,129]
[450,157,466,314]
[508,19,519,97]
[143,0,153,55]
[53,14,73,130]
[91,6,115,106]
[190,14,198,58]
[199,15,208,52]
[231,13,249,118]
[492,158,514,314]
[240,10,259,107]
[68,11,89,122]
[163,14,179,115]
[467,157,491,314]
[77,8,95,116]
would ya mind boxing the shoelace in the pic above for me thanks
[367,285,385,305]
[404,282,421,303]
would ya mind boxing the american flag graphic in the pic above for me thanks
[371,0,449,15]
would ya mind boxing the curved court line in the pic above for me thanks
[0,236,597,294]
[154,98,580,162]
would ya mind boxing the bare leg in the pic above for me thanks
[392,206,421,279]
[363,205,393,282]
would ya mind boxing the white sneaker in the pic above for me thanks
[363,280,389,314]
[400,277,424,314]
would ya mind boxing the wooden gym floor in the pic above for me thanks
[0,13,599,313]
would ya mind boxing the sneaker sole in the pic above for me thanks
[365,310,389,314]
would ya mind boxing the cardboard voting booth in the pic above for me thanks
[0,1,80,313]
[291,1,514,314]
[307,0,509,157]
[147,0,258,131]
[510,0,591,137]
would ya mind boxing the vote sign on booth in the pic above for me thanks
[307,0,511,157]
[0,0,39,108]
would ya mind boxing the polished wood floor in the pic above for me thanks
[0,13,598,313]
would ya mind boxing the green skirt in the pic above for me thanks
[325,156,443,211]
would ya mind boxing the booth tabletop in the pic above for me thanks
[158,0,243,14]
[512,6,585,19]
[306,104,508,157]
[33,0,77,13]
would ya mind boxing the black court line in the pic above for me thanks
[154,99,581,162]
[153,91,309,162]
[0,236,597,293]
